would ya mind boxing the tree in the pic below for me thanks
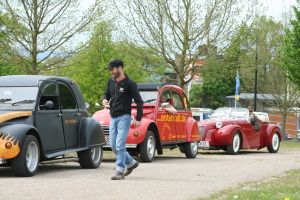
[281,1,300,88]
[238,16,286,96]
[49,22,156,114]
[264,67,300,136]
[189,34,245,108]
[0,11,20,75]
[0,0,102,74]
[110,0,261,89]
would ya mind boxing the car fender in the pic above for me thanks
[186,117,201,141]
[262,124,282,147]
[126,118,156,144]
[79,117,106,148]
[213,124,242,146]
[0,124,39,159]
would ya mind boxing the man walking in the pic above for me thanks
[102,59,143,180]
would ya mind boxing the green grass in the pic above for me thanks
[197,141,300,200]
[280,140,300,152]
[197,169,300,200]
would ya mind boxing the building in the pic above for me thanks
[269,108,300,137]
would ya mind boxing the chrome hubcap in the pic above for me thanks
[272,134,279,150]
[191,142,198,154]
[147,135,155,158]
[233,134,240,152]
[90,147,102,163]
[26,141,39,172]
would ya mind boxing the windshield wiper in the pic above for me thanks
[12,100,35,106]
[144,99,156,103]
[0,98,12,103]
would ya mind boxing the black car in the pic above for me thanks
[0,75,105,177]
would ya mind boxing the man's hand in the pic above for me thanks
[102,99,109,107]
[134,120,142,127]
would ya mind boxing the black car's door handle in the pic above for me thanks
[76,113,81,116]
[58,113,62,117]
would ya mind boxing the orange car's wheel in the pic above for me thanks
[227,131,241,155]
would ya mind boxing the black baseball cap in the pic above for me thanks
[106,59,124,70]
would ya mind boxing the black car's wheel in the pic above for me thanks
[267,132,280,153]
[183,141,198,158]
[78,146,103,168]
[140,130,156,162]
[11,135,40,177]
[227,131,241,155]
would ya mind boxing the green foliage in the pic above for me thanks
[47,22,156,114]
[239,16,284,94]
[281,2,300,88]
[0,12,21,75]
[189,39,243,109]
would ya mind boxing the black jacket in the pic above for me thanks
[103,74,143,121]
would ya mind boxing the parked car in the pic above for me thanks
[198,107,282,155]
[284,132,293,140]
[297,133,300,140]
[0,75,106,177]
[92,83,201,162]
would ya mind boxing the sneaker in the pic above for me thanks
[111,171,125,180]
[124,161,139,176]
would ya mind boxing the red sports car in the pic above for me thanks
[198,107,282,154]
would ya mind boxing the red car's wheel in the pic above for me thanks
[267,132,280,153]
[183,141,198,158]
[227,131,241,155]
[140,130,156,162]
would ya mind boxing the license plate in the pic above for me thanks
[199,141,210,148]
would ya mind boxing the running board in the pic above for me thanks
[40,157,79,165]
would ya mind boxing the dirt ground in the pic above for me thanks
[1,149,300,200]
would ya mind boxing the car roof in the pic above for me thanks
[0,75,74,87]
[137,83,176,91]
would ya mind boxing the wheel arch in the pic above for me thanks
[0,124,41,159]
[186,117,201,141]
[265,125,282,145]
[146,122,162,155]
[79,117,106,148]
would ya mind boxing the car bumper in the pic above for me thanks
[0,158,7,165]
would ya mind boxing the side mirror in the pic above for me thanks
[44,100,54,110]
[161,102,170,107]
[95,103,100,108]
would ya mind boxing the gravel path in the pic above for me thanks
[1,150,300,200]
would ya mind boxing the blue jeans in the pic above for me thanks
[110,114,136,173]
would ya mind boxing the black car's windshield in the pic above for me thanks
[138,91,158,103]
[0,87,38,110]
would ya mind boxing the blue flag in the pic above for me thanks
[235,71,240,101]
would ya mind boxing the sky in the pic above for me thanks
[80,0,298,21]
[264,0,297,20]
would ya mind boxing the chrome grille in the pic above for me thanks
[199,125,205,137]
[101,125,110,135]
